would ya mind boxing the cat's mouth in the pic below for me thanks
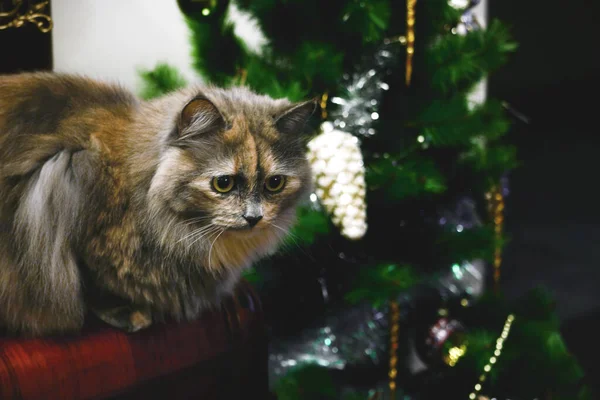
[226,225,251,231]
[181,214,266,233]
[225,224,263,232]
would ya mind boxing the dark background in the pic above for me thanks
[489,0,600,392]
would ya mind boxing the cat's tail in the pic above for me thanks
[0,150,85,336]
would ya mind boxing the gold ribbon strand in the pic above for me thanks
[405,0,417,86]
[388,300,400,399]
[320,92,329,120]
[485,184,504,292]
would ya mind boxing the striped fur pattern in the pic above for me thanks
[0,72,314,336]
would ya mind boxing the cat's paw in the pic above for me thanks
[92,305,153,333]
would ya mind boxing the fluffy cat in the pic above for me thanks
[0,72,315,336]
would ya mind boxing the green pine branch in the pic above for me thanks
[272,364,374,400]
[458,288,588,398]
[421,0,464,33]
[428,19,518,94]
[244,54,308,101]
[274,365,337,400]
[460,143,520,181]
[414,97,511,147]
[291,41,345,90]
[367,156,446,201]
[341,0,391,44]
[435,224,500,264]
[241,266,263,284]
[234,0,385,95]
[242,41,345,100]
[138,63,188,100]
[285,205,331,248]
[345,263,422,308]
[186,14,248,85]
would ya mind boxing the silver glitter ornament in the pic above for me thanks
[328,41,401,137]
[436,196,488,299]
[268,302,389,388]
[448,0,481,11]
[452,9,482,35]
[438,196,483,233]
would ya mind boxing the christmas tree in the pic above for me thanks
[139,0,589,398]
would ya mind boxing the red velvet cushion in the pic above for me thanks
[0,282,268,400]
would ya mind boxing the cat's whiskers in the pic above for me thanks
[267,221,303,252]
[268,221,294,240]
[182,216,212,227]
[159,217,180,251]
[178,226,209,244]
[184,224,220,248]
[279,157,309,162]
[271,220,316,262]
[189,226,221,249]
[208,226,229,271]
[178,223,217,244]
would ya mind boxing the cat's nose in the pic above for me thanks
[243,214,263,228]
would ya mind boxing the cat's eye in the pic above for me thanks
[265,175,286,192]
[212,176,235,193]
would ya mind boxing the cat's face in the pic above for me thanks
[148,88,315,266]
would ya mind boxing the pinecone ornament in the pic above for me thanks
[306,122,367,240]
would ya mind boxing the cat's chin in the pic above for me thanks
[209,225,282,272]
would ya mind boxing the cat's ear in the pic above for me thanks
[177,96,226,140]
[275,98,318,135]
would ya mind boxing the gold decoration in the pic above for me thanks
[485,185,504,292]
[468,314,515,400]
[0,0,52,33]
[320,92,329,120]
[444,343,467,367]
[388,300,400,399]
[405,0,417,86]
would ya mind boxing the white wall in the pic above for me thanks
[51,0,201,93]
